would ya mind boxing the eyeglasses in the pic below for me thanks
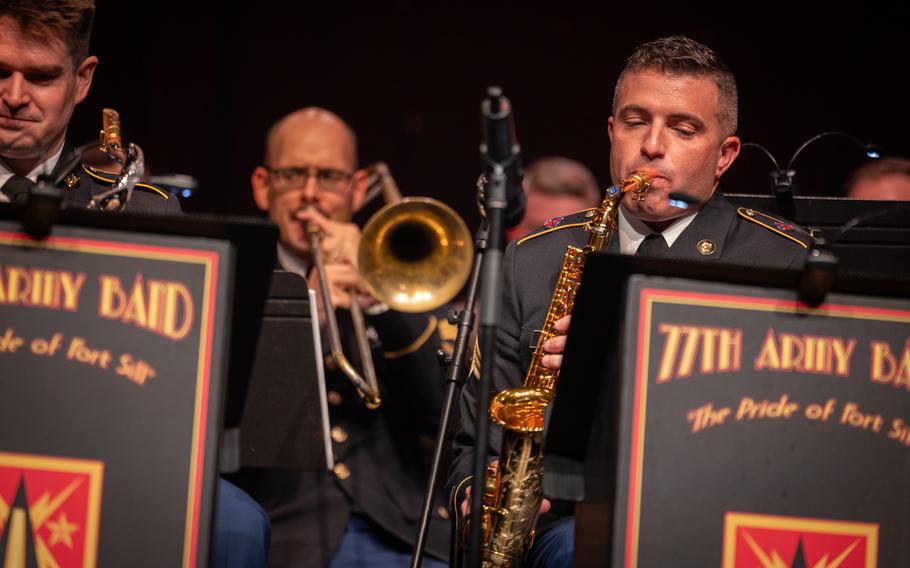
[267,166,354,193]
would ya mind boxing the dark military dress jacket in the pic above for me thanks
[235,297,455,567]
[55,162,182,215]
[448,190,812,519]
[3,144,180,215]
[31,142,181,214]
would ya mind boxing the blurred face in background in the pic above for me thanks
[251,110,367,258]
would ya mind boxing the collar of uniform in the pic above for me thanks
[617,204,698,255]
[0,144,65,188]
[668,189,738,261]
[276,242,311,278]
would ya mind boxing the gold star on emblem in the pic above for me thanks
[46,511,80,549]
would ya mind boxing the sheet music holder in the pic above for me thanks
[0,203,278,431]
[0,204,276,568]
[228,270,332,472]
[546,252,910,567]
[724,193,910,276]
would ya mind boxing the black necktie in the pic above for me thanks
[1,175,36,203]
[635,232,669,257]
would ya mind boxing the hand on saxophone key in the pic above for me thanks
[540,315,571,370]
[459,468,552,516]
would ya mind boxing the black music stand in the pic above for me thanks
[0,204,276,568]
[225,270,331,472]
[724,193,910,276]
[548,253,910,567]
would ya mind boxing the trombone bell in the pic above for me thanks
[359,197,473,313]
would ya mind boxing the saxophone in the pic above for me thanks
[88,108,145,212]
[478,171,653,567]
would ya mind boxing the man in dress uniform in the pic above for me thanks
[0,1,180,212]
[0,3,270,567]
[449,35,812,567]
[243,107,451,567]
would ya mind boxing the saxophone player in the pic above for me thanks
[450,35,811,567]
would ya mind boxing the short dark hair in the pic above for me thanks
[523,157,602,203]
[613,35,738,137]
[0,0,95,65]
[847,157,910,191]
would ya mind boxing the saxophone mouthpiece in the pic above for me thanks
[621,171,655,201]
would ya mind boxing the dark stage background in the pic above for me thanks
[73,2,909,225]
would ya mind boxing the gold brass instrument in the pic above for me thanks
[308,221,383,408]
[89,108,144,211]
[358,163,473,313]
[99,108,124,161]
[476,171,654,567]
[308,162,473,408]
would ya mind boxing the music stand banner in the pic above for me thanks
[614,276,910,567]
[0,221,232,567]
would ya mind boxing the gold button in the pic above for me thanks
[696,239,716,255]
[331,426,348,443]
[333,462,351,480]
[327,390,342,406]
[436,506,449,520]
[64,173,80,188]
[585,210,595,218]
[745,208,755,216]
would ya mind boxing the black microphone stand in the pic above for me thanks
[411,86,521,568]
[22,176,64,240]
[409,222,487,568]
[466,164,510,568]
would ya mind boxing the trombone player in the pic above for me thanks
[246,107,452,567]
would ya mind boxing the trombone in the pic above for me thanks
[308,162,473,409]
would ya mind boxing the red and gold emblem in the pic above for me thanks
[723,512,878,568]
[0,452,104,567]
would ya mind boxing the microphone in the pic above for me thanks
[480,86,525,228]
[667,191,702,210]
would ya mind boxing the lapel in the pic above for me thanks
[52,141,93,208]
[607,229,621,254]
[666,191,736,262]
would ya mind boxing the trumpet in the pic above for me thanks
[307,162,473,408]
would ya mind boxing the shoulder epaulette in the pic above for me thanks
[516,208,596,246]
[737,207,812,248]
[81,164,170,200]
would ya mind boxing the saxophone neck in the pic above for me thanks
[586,171,655,251]
[585,187,623,251]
